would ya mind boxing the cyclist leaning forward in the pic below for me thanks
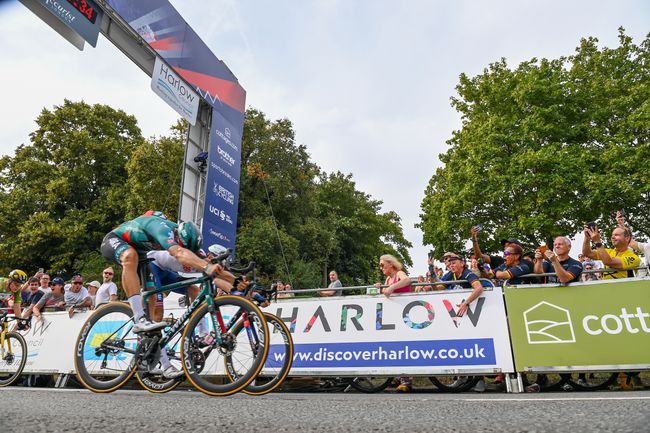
[100,211,227,377]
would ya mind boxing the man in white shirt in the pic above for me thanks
[65,275,92,318]
[95,267,118,307]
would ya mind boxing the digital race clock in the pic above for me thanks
[65,0,98,24]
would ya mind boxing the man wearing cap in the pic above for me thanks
[65,275,92,318]
[434,254,485,317]
[32,277,66,319]
[87,280,101,307]
[96,267,119,307]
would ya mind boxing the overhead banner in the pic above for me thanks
[265,289,515,375]
[504,279,650,371]
[105,0,246,250]
[151,57,199,125]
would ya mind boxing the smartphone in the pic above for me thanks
[476,224,484,232]
[586,221,597,231]
[619,208,626,217]
[38,268,44,273]
[539,245,548,254]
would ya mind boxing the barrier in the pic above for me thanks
[2,277,648,385]
[504,277,650,372]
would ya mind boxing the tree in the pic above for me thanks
[237,109,412,289]
[124,120,187,220]
[0,100,143,275]
[419,29,650,256]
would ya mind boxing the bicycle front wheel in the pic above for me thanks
[181,295,269,396]
[74,302,138,392]
[0,331,28,387]
[228,312,294,396]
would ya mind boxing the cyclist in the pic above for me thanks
[0,270,28,318]
[100,211,223,334]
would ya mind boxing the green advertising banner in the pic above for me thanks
[504,279,650,371]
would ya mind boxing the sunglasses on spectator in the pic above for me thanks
[72,282,83,285]
[503,251,518,256]
[104,272,113,275]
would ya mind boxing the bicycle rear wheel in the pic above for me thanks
[429,376,479,392]
[0,332,28,387]
[227,312,294,395]
[135,326,184,394]
[347,377,393,393]
[561,372,618,391]
[74,302,138,392]
[180,296,269,396]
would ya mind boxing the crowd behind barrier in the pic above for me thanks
[1,211,649,392]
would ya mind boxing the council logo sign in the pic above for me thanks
[523,301,576,344]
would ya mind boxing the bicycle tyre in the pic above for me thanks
[74,302,138,393]
[561,372,618,391]
[0,332,28,387]
[429,376,480,393]
[521,373,566,392]
[135,331,184,394]
[180,295,269,396]
[227,312,294,396]
[347,377,393,393]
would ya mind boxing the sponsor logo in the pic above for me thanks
[225,128,231,139]
[524,301,576,344]
[212,182,235,205]
[209,228,231,243]
[208,205,233,224]
[215,128,238,152]
[582,307,650,336]
[217,145,235,166]
[44,0,77,25]
[209,162,239,186]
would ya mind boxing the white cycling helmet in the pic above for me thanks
[208,244,228,257]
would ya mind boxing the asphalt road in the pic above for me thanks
[2,388,649,432]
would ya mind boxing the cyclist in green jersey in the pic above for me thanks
[0,270,28,318]
[101,212,224,333]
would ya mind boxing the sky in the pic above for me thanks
[0,0,648,274]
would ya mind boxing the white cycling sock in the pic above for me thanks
[159,348,172,370]
[128,294,145,321]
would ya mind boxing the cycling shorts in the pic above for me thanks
[101,232,133,265]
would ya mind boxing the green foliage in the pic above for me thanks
[0,99,143,276]
[419,29,650,255]
[237,109,412,288]
[125,120,187,220]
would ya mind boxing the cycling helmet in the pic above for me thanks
[9,269,28,284]
[208,244,228,257]
[177,221,203,253]
[52,277,65,286]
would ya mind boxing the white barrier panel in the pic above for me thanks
[3,289,514,376]
[263,288,514,376]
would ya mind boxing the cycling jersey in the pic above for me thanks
[112,215,179,253]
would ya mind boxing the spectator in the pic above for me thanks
[21,277,46,319]
[616,211,650,262]
[436,255,485,315]
[276,280,294,299]
[38,273,51,298]
[533,237,583,284]
[374,254,412,392]
[34,277,66,317]
[581,262,600,282]
[469,256,481,277]
[440,251,456,270]
[319,270,343,296]
[65,275,92,318]
[95,267,119,307]
[582,224,640,279]
[414,275,426,293]
[471,226,524,270]
[87,280,101,307]
[487,243,533,285]
[424,274,435,291]
[434,267,443,279]
[375,254,412,297]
